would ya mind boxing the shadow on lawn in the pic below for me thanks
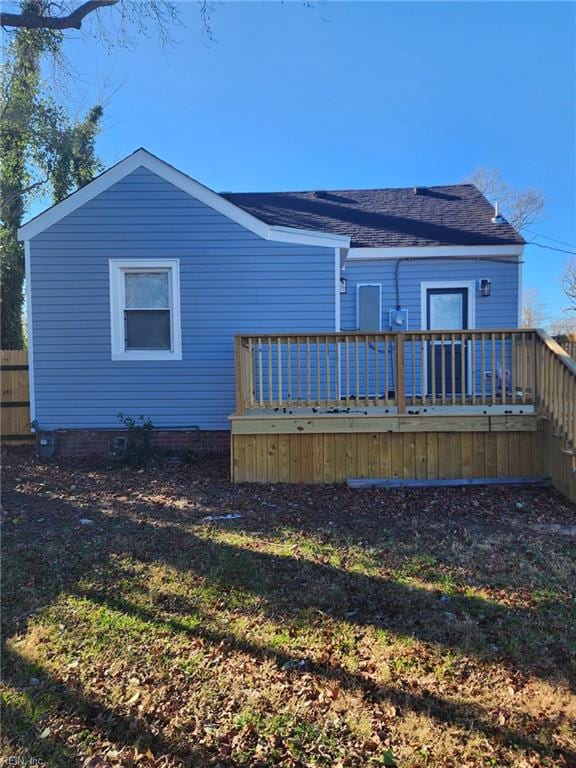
[3,647,203,768]
[2,478,575,765]
[3,486,574,687]
[80,587,576,762]
[3,596,575,766]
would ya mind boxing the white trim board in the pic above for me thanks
[18,148,350,249]
[420,280,476,331]
[334,248,342,331]
[347,245,524,260]
[24,241,36,427]
[517,258,524,327]
[420,280,476,397]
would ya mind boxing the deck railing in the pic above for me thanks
[558,339,576,361]
[535,330,576,450]
[234,329,538,414]
[235,333,398,413]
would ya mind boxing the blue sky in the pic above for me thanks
[55,1,575,322]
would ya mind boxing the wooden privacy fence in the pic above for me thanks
[1,350,32,444]
[235,329,537,413]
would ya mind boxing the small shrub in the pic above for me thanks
[116,413,154,467]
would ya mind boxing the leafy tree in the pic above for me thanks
[464,168,545,231]
[1,7,103,348]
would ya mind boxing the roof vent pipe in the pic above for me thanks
[491,201,504,223]
[413,187,426,195]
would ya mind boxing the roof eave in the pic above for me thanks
[346,244,525,259]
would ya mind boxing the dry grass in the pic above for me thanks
[1,447,575,767]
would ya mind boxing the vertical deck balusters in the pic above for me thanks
[315,336,321,406]
[344,336,350,405]
[374,336,380,405]
[365,335,370,406]
[431,334,437,405]
[287,337,292,405]
[440,334,446,405]
[325,335,331,406]
[385,337,391,405]
[481,335,486,403]
[451,333,456,406]
[500,332,507,404]
[491,333,496,404]
[421,335,427,406]
[510,334,516,404]
[267,337,273,407]
[355,336,360,405]
[306,337,311,406]
[470,332,476,404]
[257,337,264,406]
[247,338,255,407]
[277,337,283,406]
[410,335,416,406]
[296,337,302,405]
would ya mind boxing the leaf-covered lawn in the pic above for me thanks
[1,447,575,768]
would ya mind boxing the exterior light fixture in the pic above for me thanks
[479,278,491,297]
[340,277,348,294]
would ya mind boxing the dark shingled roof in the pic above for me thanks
[222,184,525,248]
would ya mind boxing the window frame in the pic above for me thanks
[109,259,182,361]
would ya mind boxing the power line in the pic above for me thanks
[528,242,576,256]
[525,229,576,249]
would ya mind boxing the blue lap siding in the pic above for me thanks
[340,258,520,396]
[29,166,336,430]
[340,258,520,333]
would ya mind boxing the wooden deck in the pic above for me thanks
[230,329,576,503]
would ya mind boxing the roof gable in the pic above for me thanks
[18,149,349,248]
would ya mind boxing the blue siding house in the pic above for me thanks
[18,148,525,456]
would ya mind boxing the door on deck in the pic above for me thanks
[426,287,468,398]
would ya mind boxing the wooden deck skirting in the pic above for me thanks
[230,413,543,484]
[231,427,544,484]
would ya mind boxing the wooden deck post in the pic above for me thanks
[396,332,406,414]
[234,336,246,415]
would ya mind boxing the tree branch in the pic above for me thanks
[1,0,119,30]
[0,177,49,214]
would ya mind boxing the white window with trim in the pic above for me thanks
[109,259,182,361]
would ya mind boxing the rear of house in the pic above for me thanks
[20,148,526,461]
